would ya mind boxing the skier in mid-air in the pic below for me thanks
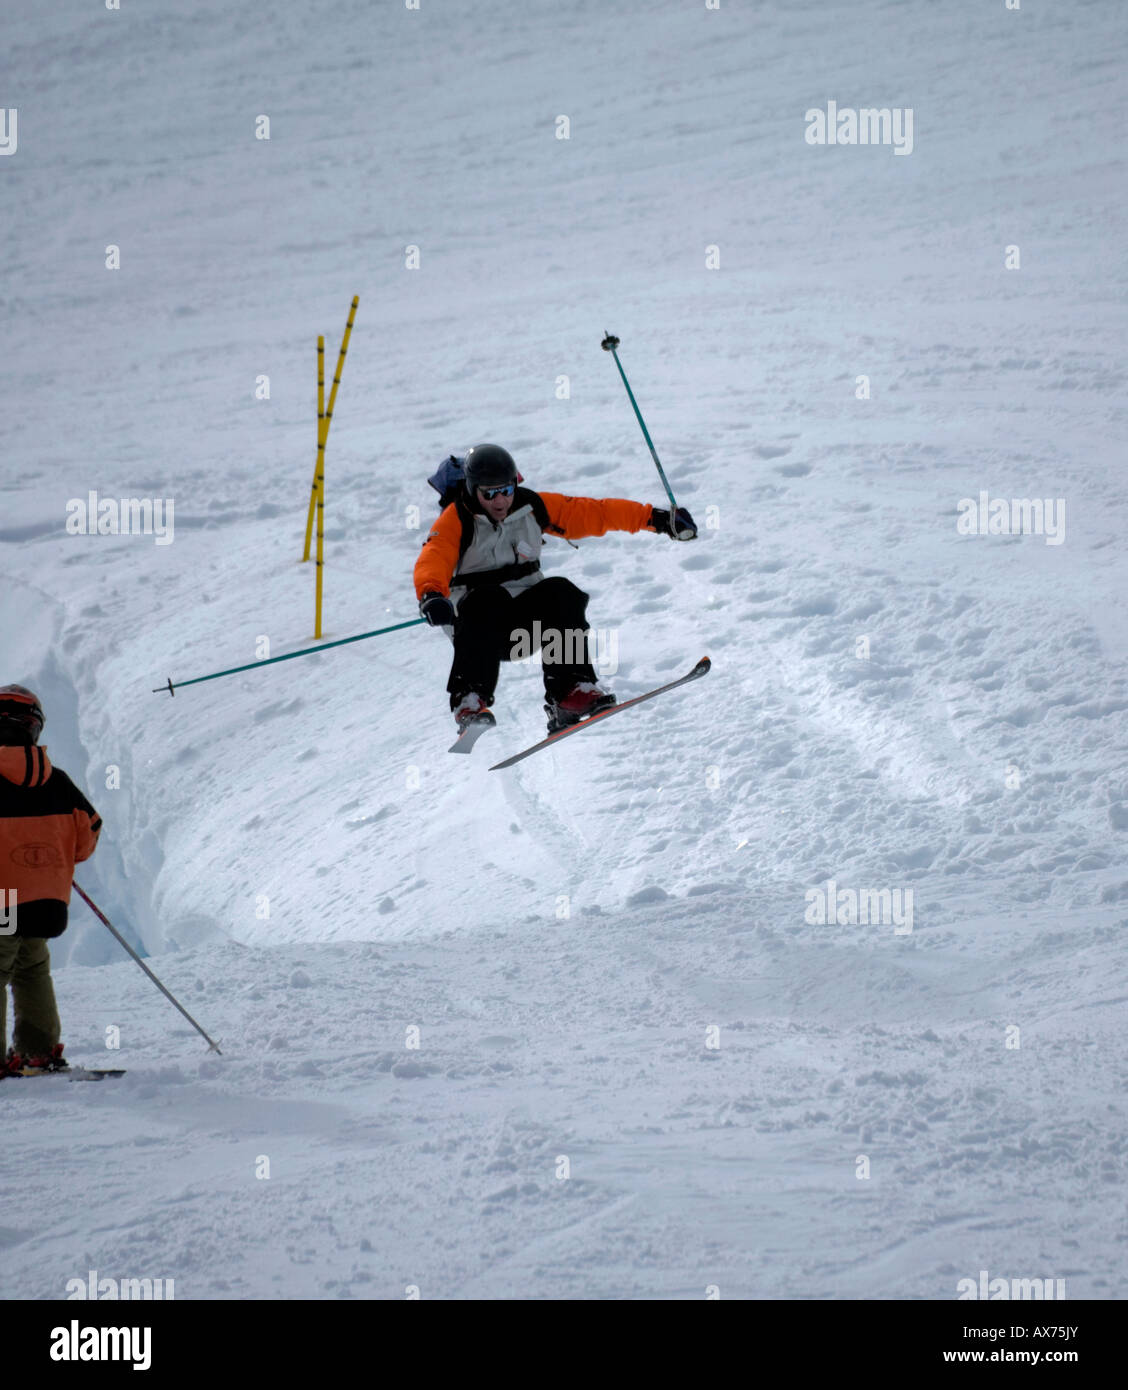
[414,444,697,734]
[0,685,102,1075]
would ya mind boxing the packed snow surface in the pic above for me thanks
[2,0,1125,1298]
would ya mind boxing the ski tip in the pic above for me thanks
[695,655,711,674]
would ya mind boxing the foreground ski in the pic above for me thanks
[489,656,711,770]
[2,1066,126,1082]
[448,710,496,754]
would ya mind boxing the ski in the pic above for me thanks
[489,656,711,770]
[2,1066,126,1082]
[448,710,496,754]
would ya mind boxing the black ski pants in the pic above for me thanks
[446,576,597,709]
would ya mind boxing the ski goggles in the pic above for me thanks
[477,483,515,500]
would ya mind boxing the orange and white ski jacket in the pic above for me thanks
[413,488,656,612]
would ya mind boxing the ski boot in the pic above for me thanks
[544,682,616,735]
[452,692,493,731]
[449,692,496,753]
[6,1043,68,1076]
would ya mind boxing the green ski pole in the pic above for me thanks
[601,331,688,535]
[153,617,425,696]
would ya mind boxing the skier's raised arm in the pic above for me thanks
[535,492,656,540]
[536,492,698,542]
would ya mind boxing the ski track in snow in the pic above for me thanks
[1,0,1126,1299]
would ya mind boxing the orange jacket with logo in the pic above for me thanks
[414,491,656,600]
[0,746,101,938]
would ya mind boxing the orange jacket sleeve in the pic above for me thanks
[537,493,655,541]
[413,505,464,599]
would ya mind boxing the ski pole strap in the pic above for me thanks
[453,560,540,591]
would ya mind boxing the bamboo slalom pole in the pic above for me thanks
[303,296,358,559]
[302,336,326,562]
[323,295,358,452]
[314,436,325,637]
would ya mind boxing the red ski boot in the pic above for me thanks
[545,682,616,735]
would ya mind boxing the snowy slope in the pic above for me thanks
[1,0,1126,1298]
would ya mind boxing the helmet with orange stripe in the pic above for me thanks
[0,685,45,745]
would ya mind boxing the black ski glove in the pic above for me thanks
[419,592,455,627]
[650,506,698,540]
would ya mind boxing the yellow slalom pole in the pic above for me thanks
[323,295,358,451]
[305,296,358,635]
[302,337,326,562]
[304,298,355,636]
[314,451,325,637]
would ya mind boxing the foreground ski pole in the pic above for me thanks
[73,882,222,1054]
[152,616,425,696]
[600,331,687,534]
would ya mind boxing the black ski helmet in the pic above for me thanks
[463,444,519,496]
[0,684,45,745]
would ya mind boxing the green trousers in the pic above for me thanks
[0,936,61,1057]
